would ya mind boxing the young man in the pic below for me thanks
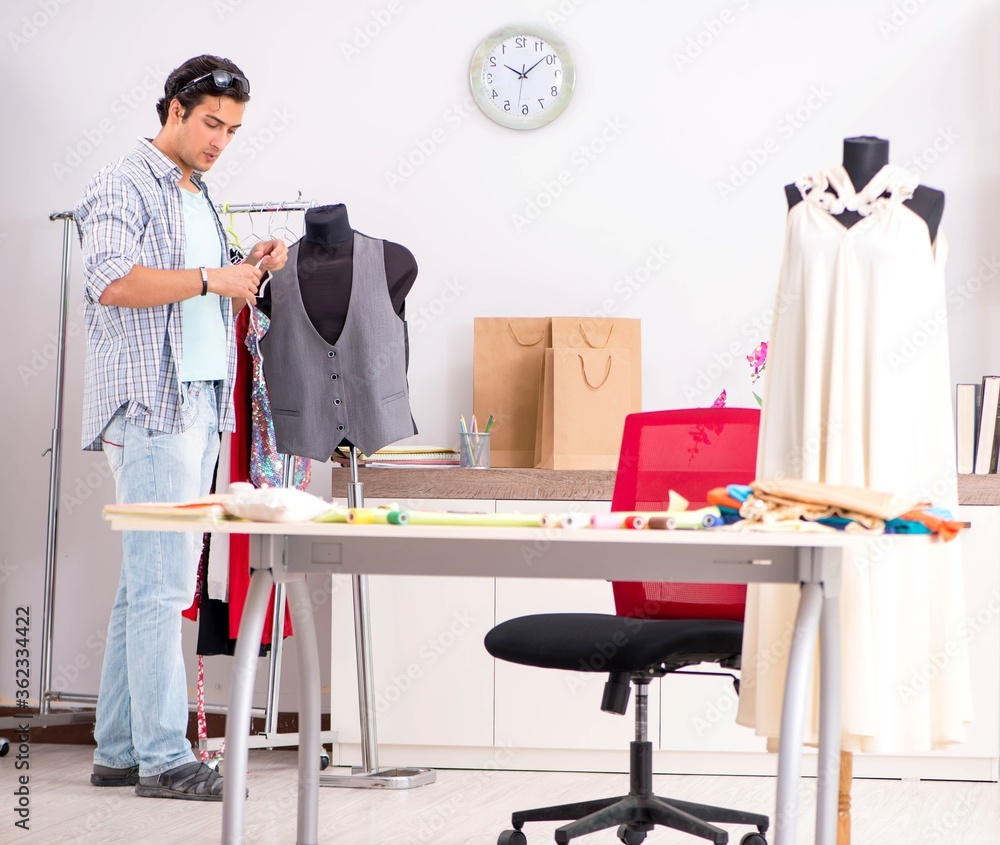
[75,55,287,800]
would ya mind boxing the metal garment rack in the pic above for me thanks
[2,202,430,788]
[0,204,337,757]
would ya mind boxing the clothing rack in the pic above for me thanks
[0,203,337,760]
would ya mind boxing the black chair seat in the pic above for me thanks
[485,613,743,674]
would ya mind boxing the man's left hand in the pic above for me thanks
[250,239,288,272]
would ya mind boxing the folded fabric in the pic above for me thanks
[751,478,926,521]
[739,494,885,531]
[222,483,332,523]
[726,484,753,503]
[708,487,743,510]
[897,509,964,542]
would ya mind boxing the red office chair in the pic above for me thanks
[485,408,767,845]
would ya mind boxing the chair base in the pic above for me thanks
[511,791,769,845]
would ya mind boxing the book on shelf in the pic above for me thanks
[333,445,461,467]
[956,382,981,474]
[973,376,1000,474]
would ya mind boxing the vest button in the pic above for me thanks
[328,350,336,358]
[334,398,342,405]
[337,424,345,431]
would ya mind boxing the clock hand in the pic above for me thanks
[504,64,524,77]
[522,57,546,77]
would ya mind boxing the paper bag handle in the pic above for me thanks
[507,322,547,347]
[578,354,613,390]
[580,322,615,348]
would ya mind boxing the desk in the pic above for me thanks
[106,516,869,845]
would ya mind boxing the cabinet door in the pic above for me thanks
[329,498,496,750]
[492,500,654,750]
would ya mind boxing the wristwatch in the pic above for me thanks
[199,267,208,296]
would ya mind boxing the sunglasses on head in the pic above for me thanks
[174,69,250,98]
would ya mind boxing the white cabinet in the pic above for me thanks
[328,498,496,758]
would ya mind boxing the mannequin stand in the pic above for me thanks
[320,445,436,789]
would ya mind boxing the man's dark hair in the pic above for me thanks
[155,54,250,126]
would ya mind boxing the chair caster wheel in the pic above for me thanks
[498,830,526,845]
[319,750,331,771]
[740,833,767,845]
[617,824,647,845]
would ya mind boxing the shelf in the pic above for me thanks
[330,469,997,506]
[330,467,616,501]
[958,474,1000,506]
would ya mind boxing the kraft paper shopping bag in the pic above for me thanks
[550,318,642,412]
[536,347,632,470]
[473,317,552,467]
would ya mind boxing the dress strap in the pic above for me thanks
[795,164,919,217]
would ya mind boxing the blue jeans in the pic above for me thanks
[94,382,221,776]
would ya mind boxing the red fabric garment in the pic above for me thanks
[181,307,293,642]
[230,306,293,643]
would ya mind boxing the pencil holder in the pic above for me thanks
[460,432,491,469]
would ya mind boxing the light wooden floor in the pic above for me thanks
[11,744,1000,844]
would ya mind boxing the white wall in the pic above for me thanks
[2,0,999,708]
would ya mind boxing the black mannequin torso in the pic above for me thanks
[785,136,944,244]
[257,203,418,344]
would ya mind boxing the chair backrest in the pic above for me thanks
[610,408,761,623]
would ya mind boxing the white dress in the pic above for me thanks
[736,164,973,753]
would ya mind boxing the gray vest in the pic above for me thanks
[262,233,416,460]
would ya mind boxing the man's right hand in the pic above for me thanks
[209,263,264,301]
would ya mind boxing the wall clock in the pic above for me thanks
[469,25,576,130]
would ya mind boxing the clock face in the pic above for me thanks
[470,26,576,130]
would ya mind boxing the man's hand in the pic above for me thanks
[249,239,288,272]
[209,263,264,301]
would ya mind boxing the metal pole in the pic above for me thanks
[320,446,435,789]
[39,212,75,716]
[262,454,294,735]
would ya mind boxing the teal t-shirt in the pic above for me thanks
[179,187,227,382]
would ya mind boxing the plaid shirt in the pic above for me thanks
[75,138,237,450]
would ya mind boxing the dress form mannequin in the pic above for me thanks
[781,136,947,845]
[785,136,944,243]
[259,203,418,343]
